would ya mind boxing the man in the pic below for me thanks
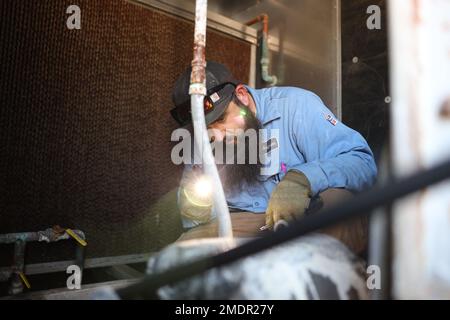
[170,61,377,247]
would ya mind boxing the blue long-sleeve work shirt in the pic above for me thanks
[180,86,377,227]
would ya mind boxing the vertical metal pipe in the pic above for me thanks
[189,0,233,238]
[75,245,85,285]
[9,240,26,295]
[334,0,342,120]
[245,14,277,86]
[368,147,392,300]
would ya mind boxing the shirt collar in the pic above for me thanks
[245,86,281,126]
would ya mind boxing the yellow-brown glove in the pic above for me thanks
[179,171,213,224]
[265,170,312,229]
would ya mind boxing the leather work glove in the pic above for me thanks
[179,169,213,224]
[265,170,312,229]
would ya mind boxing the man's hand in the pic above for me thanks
[265,170,312,229]
[179,170,213,224]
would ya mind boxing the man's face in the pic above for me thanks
[207,94,263,193]
[207,98,247,143]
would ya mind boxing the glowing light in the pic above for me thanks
[194,176,213,199]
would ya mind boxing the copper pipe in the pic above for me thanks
[245,13,269,36]
[245,13,277,86]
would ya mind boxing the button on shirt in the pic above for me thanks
[180,86,377,228]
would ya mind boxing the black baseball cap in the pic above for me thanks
[170,61,239,127]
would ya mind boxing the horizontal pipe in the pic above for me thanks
[116,158,450,299]
[0,253,154,282]
[0,227,85,244]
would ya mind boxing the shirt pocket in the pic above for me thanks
[258,157,290,183]
[258,162,279,182]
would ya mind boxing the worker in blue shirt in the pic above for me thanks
[170,62,377,242]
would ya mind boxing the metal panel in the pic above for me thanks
[389,0,450,299]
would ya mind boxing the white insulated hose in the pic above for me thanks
[189,0,233,238]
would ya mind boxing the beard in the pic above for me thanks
[212,104,263,194]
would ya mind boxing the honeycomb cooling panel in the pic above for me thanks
[0,0,251,263]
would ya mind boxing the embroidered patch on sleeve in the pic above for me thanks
[325,114,338,126]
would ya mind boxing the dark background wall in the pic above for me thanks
[0,0,390,266]
[341,0,390,160]
[0,0,250,264]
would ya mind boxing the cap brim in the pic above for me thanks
[179,93,233,131]
[205,94,233,125]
